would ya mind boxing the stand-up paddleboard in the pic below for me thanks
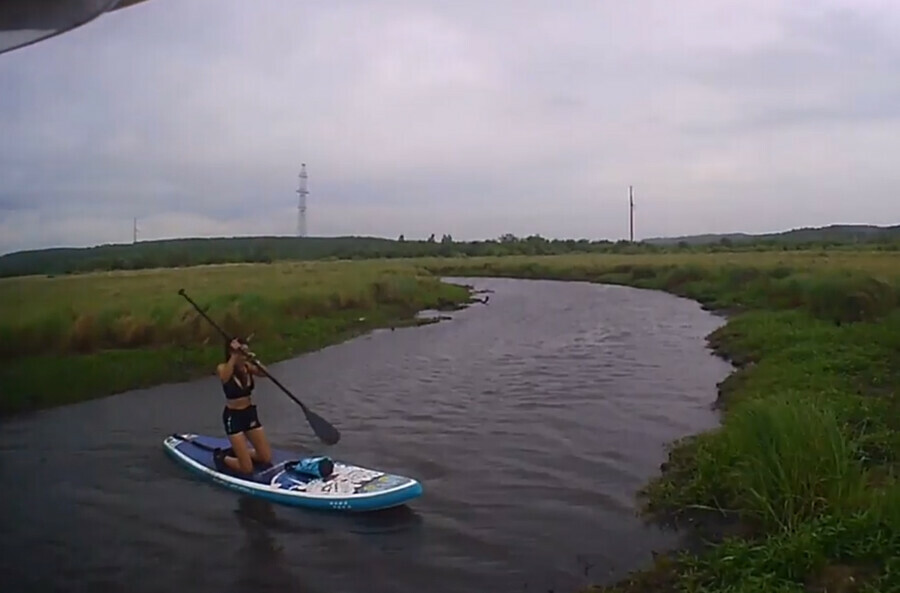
[164,433,423,512]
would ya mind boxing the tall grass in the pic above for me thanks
[722,397,868,532]
[419,253,900,323]
[645,396,869,535]
[0,260,473,414]
[0,260,469,360]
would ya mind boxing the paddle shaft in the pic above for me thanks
[177,289,340,445]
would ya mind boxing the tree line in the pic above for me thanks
[1,232,897,278]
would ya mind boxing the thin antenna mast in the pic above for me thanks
[133,217,138,244]
[629,185,635,242]
[296,163,309,237]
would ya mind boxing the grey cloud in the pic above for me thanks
[0,0,898,254]
[677,5,900,134]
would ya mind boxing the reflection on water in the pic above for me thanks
[232,497,293,591]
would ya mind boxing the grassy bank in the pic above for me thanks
[4,250,900,589]
[0,260,473,415]
[417,252,900,592]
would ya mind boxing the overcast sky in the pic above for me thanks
[1,0,898,254]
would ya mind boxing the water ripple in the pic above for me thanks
[0,277,732,593]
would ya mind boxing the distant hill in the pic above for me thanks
[644,224,900,246]
[0,233,618,278]
[1,224,897,279]
[0,236,402,278]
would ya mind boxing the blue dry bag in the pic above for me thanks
[292,456,334,479]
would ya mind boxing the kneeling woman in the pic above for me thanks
[213,337,273,474]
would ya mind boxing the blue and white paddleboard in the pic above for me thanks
[163,433,423,512]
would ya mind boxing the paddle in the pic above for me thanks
[177,288,341,446]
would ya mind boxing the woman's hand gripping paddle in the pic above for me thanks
[177,288,341,446]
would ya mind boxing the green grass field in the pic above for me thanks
[419,251,900,316]
[0,260,473,414]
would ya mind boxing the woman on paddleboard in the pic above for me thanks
[213,337,274,474]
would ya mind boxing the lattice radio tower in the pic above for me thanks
[296,163,309,237]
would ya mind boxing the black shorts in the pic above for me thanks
[222,404,262,436]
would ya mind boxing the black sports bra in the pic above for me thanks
[222,371,254,400]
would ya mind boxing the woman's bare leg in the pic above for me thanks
[222,433,254,474]
[244,426,272,466]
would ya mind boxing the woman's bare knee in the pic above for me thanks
[227,435,255,474]
[237,457,254,474]
[246,428,272,464]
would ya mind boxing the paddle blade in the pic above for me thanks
[258,369,340,445]
[304,407,341,445]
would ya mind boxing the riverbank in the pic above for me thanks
[417,252,900,592]
[3,251,899,589]
[0,260,474,416]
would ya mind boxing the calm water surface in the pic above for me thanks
[0,277,733,593]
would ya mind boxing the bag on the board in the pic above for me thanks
[292,456,334,479]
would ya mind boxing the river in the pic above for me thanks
[0,277,733,593]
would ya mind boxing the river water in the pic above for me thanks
[0,277,732,593]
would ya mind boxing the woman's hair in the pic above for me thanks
[223,337,249,362]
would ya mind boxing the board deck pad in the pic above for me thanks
[164,433,423,511]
